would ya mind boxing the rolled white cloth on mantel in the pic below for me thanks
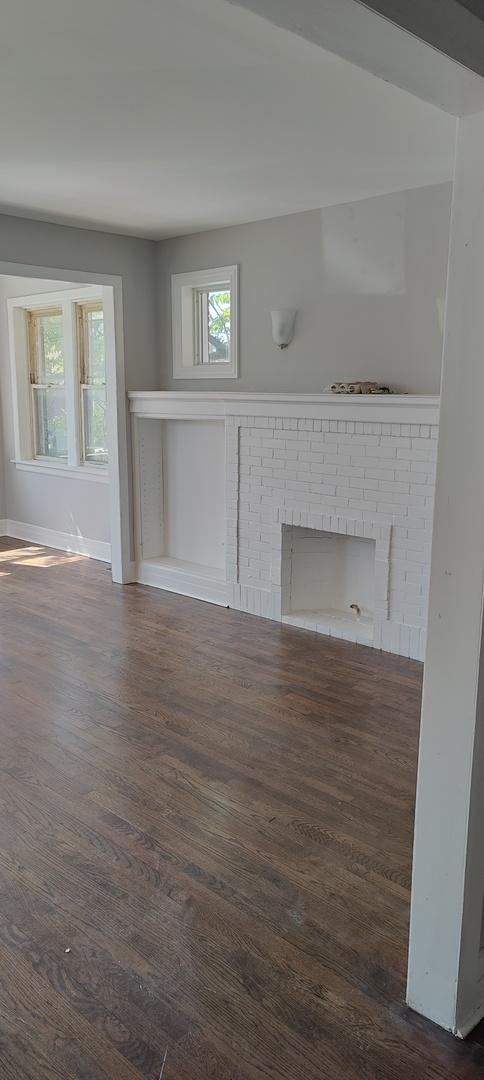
[324,381,393,394]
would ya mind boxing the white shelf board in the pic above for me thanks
[128,391,440,425]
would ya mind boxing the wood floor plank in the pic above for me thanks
[0,536,483,1078]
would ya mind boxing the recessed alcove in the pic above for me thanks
[134,417,228,603]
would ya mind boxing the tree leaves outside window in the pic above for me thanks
[206,289,230,362]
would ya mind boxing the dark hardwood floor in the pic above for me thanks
[0,535,483,1079]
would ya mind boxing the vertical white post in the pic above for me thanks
[407,111,484,1036]
[103,283,133,584]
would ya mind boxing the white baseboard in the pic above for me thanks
[455,998,484,1039]
[137,557,229,606]
[0,519,111,563]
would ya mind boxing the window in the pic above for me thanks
[172,265,238,379]
[28,307,67,459]
[8,286,109,476]
[77,301,108,465]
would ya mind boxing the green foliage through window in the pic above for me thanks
[207,289,230,362]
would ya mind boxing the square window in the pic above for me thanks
[172,265,238,379]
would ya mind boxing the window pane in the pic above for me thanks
[33,312,65,383]
[32,386,67,458]
[206,288,230,362]
[85,307,105,383]
[83,386,108,464]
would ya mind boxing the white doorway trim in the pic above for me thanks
[0,259,131,583]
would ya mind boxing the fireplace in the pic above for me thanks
[281,525,376,643]
[272,509,391,647]
[130,392,438,659]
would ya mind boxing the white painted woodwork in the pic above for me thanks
[130,392,438,657]
[128,391,440,424]
[407,109,484,1037]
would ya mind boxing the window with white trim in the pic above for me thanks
[8,286,108,474]
[77,301,108,465]
[172,265,238,379]
[28,306,68,460]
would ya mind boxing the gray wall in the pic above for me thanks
[158,183,452,395]
[0,213,157,544]
[0,277,111,543]
[0,213,158,390]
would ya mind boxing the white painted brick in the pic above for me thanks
[233,407,436,658]
[340,465,365,477]
[365,469,395,481]
[409,484,434,498]
[379,480,410,494]
[397,447,435,461]
[411,459,436,474]
[376,501,403,516]
[250,466,273,477]
[379,436,411,448]
[317,452,352,466]
[350,476,380,490]
[274,448,299,461]
[347,498,377,512]
[262,438,284,450]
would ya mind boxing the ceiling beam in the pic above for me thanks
[359,1,484,78]
[224,0,484,115]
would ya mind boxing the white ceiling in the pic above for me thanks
[0,0,456,239]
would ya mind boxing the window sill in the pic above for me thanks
[11,460,109,483]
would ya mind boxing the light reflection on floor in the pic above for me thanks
[0,544,85,568]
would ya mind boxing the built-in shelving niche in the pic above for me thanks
[134,417,229,604]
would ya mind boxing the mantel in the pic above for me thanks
[128,391,440,425]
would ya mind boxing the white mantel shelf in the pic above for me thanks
[128,391,440,424]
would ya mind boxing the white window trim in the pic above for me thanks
[172,265,238,379]
[7,285,109,478]
[9,460,109,483]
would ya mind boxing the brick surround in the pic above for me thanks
[226,414,437,659]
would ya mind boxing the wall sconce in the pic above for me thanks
[271,309,297,349]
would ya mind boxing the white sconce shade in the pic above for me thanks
[271,309,296,349]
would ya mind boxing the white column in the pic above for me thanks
[407,110,484,1036]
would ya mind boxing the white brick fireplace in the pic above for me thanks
[129,392,439,660]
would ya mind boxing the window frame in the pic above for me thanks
[171,265,238,379]
[77,299,108,466]
[7,285,109,480]
[28,304,68,462]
